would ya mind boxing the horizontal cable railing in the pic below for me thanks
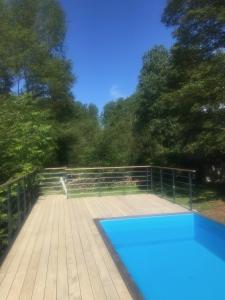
[0,170,40,262]
[61,166,195,210]
[64,166,148,198]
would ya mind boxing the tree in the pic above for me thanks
[97,97,137,166]
[162,0,225,58]
[161,0,225,180]
[0,0,74,100]
[134,46,173,164]
[0,94,56,182]
[55,102,100,166]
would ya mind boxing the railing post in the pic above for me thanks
[27,176,31,210]
[172,170,176,203]
[30,173,34,203]
[147,167,149,192]
[7,186,12,245]
[16,182,22,226]
[150,168,153,191]
[160,169,163,194]
[23,178,27,217]
[189,172,193,210]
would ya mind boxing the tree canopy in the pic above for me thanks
[1,0,225,184]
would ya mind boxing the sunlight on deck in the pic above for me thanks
[0,194,187,300]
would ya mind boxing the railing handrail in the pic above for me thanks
[149,166,196,173]
[0,169,39,190]
[67,166,150,171]
[44,165,196,173]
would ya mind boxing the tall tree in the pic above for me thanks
[162,0,225,57]
[97,97,137,166]
[134,46,173,164]
[0,94,56,182]
[0,0,74,99]
[161,0,225,179]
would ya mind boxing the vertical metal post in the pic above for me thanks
[7,186,12,245]
[23,178,27,217]
[160,169,163,194]
[27,176,31,210]
[95,171,100,197]
[30,174,34,203]
[172,170,176,203]
[147,167,149,192]
[150,168,153,191]
[16,182,22,226]
[189,172,193,210]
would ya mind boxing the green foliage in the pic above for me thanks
[0,94,56,182]
[97,97,137,166]
[100,0,225,183]
[162,0,225,57]
[1,0,225,187]
[160,0,225,178]
[134,46,173,164]
[0,0,77,183]
[56,102,100,166]
[0,0,74,98]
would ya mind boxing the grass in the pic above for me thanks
[147,181,225,214]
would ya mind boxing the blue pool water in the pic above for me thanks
[100,213,225,300]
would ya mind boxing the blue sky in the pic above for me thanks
[60,0,173,111]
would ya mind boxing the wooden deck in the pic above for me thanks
[0,193,187,300]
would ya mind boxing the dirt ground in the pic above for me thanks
[201,200,225,224]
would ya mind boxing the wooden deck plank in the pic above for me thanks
[0,200,45,300]
[19,198,53,299]
[76,200,121,300]
[7,198,50,300]
[73,200,108,300]
[0,201,41,285]
[64,197,81,300]
[0,198,46,285]
[31,195,56,300]
[0,193,187,299]
[44,197,60,300]
[68,199,94,300]
[79,200,131,300]
[56,196,69,300]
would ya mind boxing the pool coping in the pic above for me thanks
[94,218,144,300]
[94,211,193,300]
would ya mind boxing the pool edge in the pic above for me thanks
[95,212,225,300]
[94,218,144,300]
[94,212,192,300]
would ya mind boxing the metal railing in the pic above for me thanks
[62,166,195,210]
[147,166,195,210]
[0,165,196,263]
[0,170,40,262]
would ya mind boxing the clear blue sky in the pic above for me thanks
[60,0,173,111]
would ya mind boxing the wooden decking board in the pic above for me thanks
[44,196,60,300]
[64,197,81,300]
[74,201,108,300]
[76,200,121,300]
[68,199,94,300]
[0,193,187,299]
[32,196,56,300]
[0,199,46,300]
[7,198,50,300]
[0,200,43,284]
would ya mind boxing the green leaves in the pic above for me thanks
[0,94,56,182]
[162,0,225,57]
[0,0,74,99]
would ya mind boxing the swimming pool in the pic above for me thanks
[99,213,225,300]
